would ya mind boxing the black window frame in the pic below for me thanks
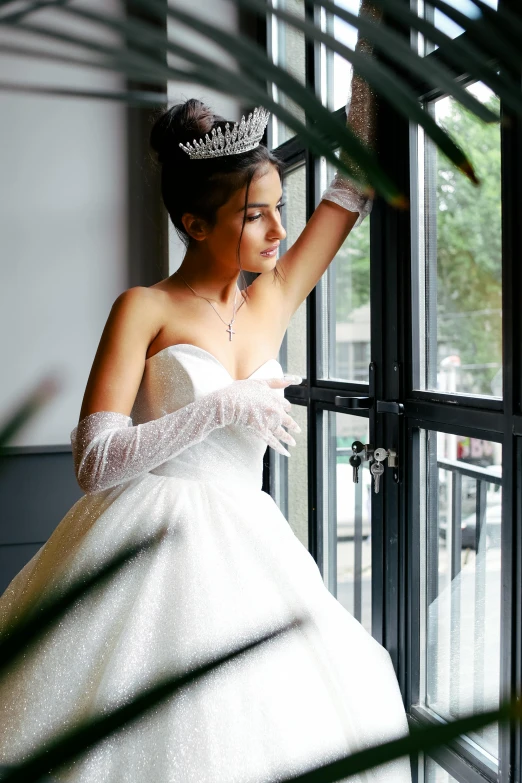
[262,1,522,781]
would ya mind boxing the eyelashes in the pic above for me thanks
[246,202,286,222]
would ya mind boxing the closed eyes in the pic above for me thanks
[246,202,286,222]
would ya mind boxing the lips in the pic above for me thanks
[260,244,279,255]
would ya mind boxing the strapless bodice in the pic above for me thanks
[130,343,284,490]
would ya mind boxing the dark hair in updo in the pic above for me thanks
[150,98,286,285]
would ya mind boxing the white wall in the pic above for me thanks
[0,1,128,447]
[0,0,243,446]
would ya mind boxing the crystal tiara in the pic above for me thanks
[178,106,270,160]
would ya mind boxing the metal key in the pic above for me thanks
[371,460,384,493]
[374,447,388,463]
[351,441,364,455]
[349,453,362,483]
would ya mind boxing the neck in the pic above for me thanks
[174,249,242,306]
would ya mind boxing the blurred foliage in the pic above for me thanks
[0,0,520,779]
[332,92,502,395]
[436,93,502,395]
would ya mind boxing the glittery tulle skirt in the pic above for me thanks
[0,473,411,782]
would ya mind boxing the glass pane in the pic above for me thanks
[271,404,308,549]
[317,155,370,382]
[322,411,372,634]
[424,757,459,782]
[418,428,502,761]
[278,164,307,378]
[272,168,307,537]
[412,83,502,397]
[269,0,306,147]
[413,0,498,55]
[320,0,357,112]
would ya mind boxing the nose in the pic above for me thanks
[268,212,286,242]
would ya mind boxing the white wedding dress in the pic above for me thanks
[0,344,411,782]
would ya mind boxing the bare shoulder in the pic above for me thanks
[78,286,165,422]
[113,284,165,315]
[102,285,166,358]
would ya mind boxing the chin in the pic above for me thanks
[256,256,279,272]
[248,256,279,274]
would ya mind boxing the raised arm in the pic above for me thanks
[273,194,369,319]
[252,1,379,321]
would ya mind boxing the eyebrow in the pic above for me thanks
[237,194,284,212]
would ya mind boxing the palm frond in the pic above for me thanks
[314,0,522,115]
[5,11,399,199]
[0,377,60,451]
[276,699,519,782]
[470,0,522,47]
[56,1,398,197]
[0,0,70,23]
[0,617,305,783]
[286,0,500,122]
[232,0,478,181]
[421,0,520,71]
[0,528,167,676]
[0,0,475,193]
[370,0,520,109]
[0,80,168,105]
[2,0,522,192]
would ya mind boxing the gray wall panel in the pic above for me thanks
[0,452,81,546]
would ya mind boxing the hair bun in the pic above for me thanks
[150,98,225,165]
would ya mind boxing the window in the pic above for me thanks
[418,430,502,762]
[266,2,521,781]
[412,84,502,398]
[318,153,371,383]
[322,411,372,634]
[267,0,306,147]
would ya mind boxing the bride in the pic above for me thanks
[0,94,411,782]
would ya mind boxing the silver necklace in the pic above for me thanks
[176,273,245,342]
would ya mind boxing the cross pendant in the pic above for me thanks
[226,323,236,341]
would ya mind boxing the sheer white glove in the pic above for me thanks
[70,377,302,494]
[216,377,301,458]
[321,171,373,228]
[321,0,381,227]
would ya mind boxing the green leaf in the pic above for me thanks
[0,42,177,88]
[470,0,522,49]
[8,13,398,199]
[421,0,521,71]
[0,0,69,23]
[0,617,305,783]
[0,377,59,451]
[0,530,166,676]
[59,1,399,199]
[6,0,519,192]
[316,0,522,117]
[234,0,478,182]
[0,80,169,106]
[300,0,499,122]
[274,699,519,781]
[369,0,522,116]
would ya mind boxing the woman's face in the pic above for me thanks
[205,163,287,273]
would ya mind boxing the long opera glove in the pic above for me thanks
[320,0,382,227]
[70,378,301,494]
